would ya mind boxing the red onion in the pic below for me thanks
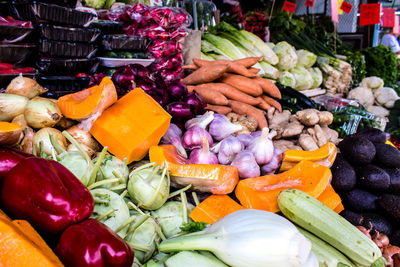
[167,102,193,122]
[188,138,218,165]
[182,125,213,150]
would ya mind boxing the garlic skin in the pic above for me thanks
[236,134,254,148]
[182,125,213,150]
[188,137,218,165]
[261,148,284,175]
[209,114,242,141]
[161,123,187,158]
[231,150,260,178]
[218,136,244,165]
[185,111,214,129]
[247,127,274,165]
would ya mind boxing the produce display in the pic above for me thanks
[1,1,400,266]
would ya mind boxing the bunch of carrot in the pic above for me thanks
[182,57,282,129]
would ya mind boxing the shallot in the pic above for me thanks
[182,125,213,150]
[218,136,244,165]
[189,138,218,165]
[161,123,187,158]
[5,75,47,99]
[247,127,274,165]
[231,150,260,178]
[209,114,242,141]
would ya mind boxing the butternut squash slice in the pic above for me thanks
[149,145,239,194]
[0,209,10,220]
[235,160,331,212]
[91,88,171,163]
[0,217,63,266]
[280,142,337,172]
[334,202,345,213]
[317,184,343,213]
[57,76,117,120]
[190,195,244,224]
[0,121,22,146]
[284,142,335,162]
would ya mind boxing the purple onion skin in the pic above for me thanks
[185,92,206,115]
[167,102,193,122]
[168,82,188,101]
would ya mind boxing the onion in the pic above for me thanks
[11,114,28,130]
[0,94,28,121]
[66,125,100,152]
[21,127,34,154]
[24,97,62,129]
[5,75,47,99]
[32,128,67,156]
[55,117,76,130]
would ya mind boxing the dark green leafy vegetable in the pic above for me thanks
[344,51,366,86]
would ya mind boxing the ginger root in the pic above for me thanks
[296,109,334,126]
[299,134,319,151]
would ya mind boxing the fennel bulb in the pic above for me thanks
[159,209,313,267]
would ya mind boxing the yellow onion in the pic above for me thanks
[32,127,67,156]
[5,75,47,99]
[0,94,28,121]
[66,125,100,152]
[11,114,28,130]
[24,97,62,129]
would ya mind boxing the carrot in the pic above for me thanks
[256,96,271,111]
[253,77,281,99]
[182,64,229,85]
[196,83,261,106]
[248,68,261,74]
[234,57,263,68]
[219,73,262,97]
[228,100,268,129]
[182,64,198,70]
[262,95,282,112]
[194,86,229,106]
[192,58,256,78]
[206,104,232,115]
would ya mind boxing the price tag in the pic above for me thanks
[359,3,381,26]
[331,0,339,23]
[283,1,296,13]
[382,8,396,28]
[340,1,353,14]
[305,0,315,8]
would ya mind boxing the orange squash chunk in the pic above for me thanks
[317,184,343,212]
[57,76,117,120]
[235,160,331,212]
[0,218,63,266]
[91,88,171,163]
[190,195,244,224]
[0,121,22,146]
[334,202,345,213]
[149,145,239,194]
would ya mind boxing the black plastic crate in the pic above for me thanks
[0,44,36,63]
[38,58,100,74]
[39,39,97,58]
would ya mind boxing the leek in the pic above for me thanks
[159,209,315,267]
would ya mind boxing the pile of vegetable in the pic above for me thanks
[330,128,400,254]
[182,57,281,129]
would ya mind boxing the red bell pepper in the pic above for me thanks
[0,158,94,234]
[0,148,28,178]
[56,219,134,267]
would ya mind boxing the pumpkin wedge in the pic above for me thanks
[149,145,239,194]
[0,215,63,266]
[317,184,343,213]
[91,88,171,163]
[0,121,22,146]
[57,76,117,120]
[280,142,337,171]
[190,195,244,224]
[235,160,331,213]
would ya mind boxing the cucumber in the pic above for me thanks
[278,189,383,267]
[297,227,355,267]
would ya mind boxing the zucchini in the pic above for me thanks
[297,227,355,267]
[278,189,383,267]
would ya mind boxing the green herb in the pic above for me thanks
[180,222,208,233]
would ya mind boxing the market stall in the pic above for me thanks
[0,0,400,266]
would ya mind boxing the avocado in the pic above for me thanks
[338,136,376,165]
[386,168,400,195]
[355,165,390,192]
[340,210,364,226]
[331,154,357,192]
[362,213,393,235]
[346,189,378,212]
[379,194,400,223]
[374,143,400,168]
[354,128,389,143]
[391,230,400,247]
